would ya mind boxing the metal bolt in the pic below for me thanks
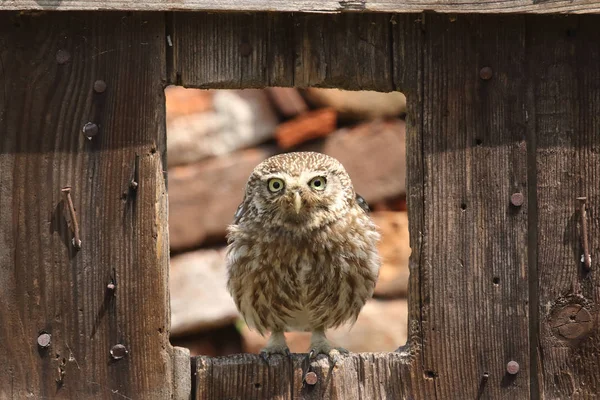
[304,371,318,385]
[479,66,493,80]
[82,122,99,139]
[510,192,524,207]
[110,344,128,360]
[506,361,519,375]
[239,43,252,57]
[93,80,107,93]
[37,333,51,348]
[56,50,71,65]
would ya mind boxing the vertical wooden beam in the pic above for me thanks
[0,11,186,399]
[528,14,600,398]
[419,14,530,398]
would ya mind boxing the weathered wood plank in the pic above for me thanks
[195,353,412,400]
[4,0,600,14]
[420,14,530,398]
[0,11,184,399]
[170,12,396,91]
[528,14,600,398]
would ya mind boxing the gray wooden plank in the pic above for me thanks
[528,14,600,399]
[170,12,395,91]
[420,14,530,398]
[3,0,600,14]
[0,11,180,399]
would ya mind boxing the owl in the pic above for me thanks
[226,152,381,362]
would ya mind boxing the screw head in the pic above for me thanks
[93,80,107,93]
[56,50,71,65]
[239,42,252,57]
[110,344,128,360]
[480,66,493,80]
[506,361,519,375]
[37,333,51,348]
[82,122,99,138]
[304,371,318,385]
[510,192,524,207]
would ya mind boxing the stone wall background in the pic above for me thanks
[166,86,411,356]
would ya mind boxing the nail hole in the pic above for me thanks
[493,277,500,285]
[254,383,261,389]
[569,315,576,321]
[460,203,467,211]
[475,138,483,146]
[150,147,157,154]
[424,370,436,379]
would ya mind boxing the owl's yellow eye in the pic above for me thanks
[309,176,327,191]
[267,178,285,192]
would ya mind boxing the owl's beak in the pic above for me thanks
[294,191,302,214]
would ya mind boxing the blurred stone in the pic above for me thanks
[167,89,279,167]
[240,299,408,353]
[275,108,337,149]
[303,88,406,122]
[266,87,309,118]
[170,248,239,337]
[169,146,276,251]
[305,119,406,204]
[371,211,411,298]
[165,86,214,123]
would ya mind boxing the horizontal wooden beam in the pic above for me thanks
[3,0,600,13]
[194,352,413,399]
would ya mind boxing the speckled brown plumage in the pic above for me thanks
[226,152,381,360]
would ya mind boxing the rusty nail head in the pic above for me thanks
[110,344,128,360]
[82,122,99,138]
[239,43,252,57]
[511,192,524,207]
[93,80,107,93]
[506,361,519,375]
[56,50,70,65]
[480,67,493,80]
[304,371,318,385]
[37,333,51,348]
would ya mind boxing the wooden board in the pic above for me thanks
[169,12,396,91]
[0,11,187,399]
[4,0,600,14]
[528,14,600,398]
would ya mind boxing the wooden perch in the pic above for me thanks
[194,352,412,399]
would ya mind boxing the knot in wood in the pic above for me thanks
[550,304,593,340]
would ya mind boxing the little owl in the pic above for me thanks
[226,151,381,361]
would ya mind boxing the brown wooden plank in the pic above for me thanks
[0,11,185,399]
[528,14,600,398]
[419,14,530,398]
[170,12,395,91]
[195,353,410,400]
[4,0,600,14]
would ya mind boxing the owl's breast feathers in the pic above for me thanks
[226,205,381,335]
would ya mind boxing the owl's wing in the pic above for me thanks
[232,201,245,224]
[355,193,370,213]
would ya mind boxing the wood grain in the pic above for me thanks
[170,12,395,91]
[4,0,600,14]
[195,353,412,400]
[528,14,600,398]
[0,11,184,399]
[419,14,530,398]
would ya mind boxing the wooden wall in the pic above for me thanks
[1,10,598,399]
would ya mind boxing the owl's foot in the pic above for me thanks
[260,331,290,363]
[308,330,348,366]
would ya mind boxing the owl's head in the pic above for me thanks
[244,152,355,231]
